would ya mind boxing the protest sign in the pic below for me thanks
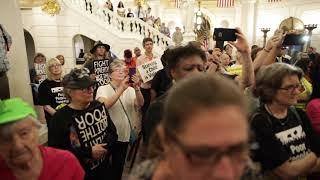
[93,59,110,86]
[34,63,47,83]
[137,59,164,83]
[72,103,109,170]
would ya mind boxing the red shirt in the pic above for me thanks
[306,99,320,135]
[0,146,84,180]
[125,58,137,69]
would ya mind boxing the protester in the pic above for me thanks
[96,60,144,180]
[251,63,320,179]
[49,67,118,180]
[137,38,158,130]
[307,55,320,136]
[144,44,206,144]
[123,49,136,70]
[84,40,112,87]
[0,98,84,180]
[224,44,234,62]
[56,54,65,66]
[295,57,313,110]
[150,49,172,102]
[276,47,291,64]
[133,47,141,58]
[0,24,12,100]
[38,58,68,129]
[129,73,249,180]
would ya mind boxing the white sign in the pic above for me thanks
[137,59,164,83]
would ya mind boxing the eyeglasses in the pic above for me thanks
[166,130,249,167]
[279,83,302,93]
[49,64,62,68]
[80,85,96,93]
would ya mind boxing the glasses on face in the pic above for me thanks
[279,83,302,93]
[49,64,62,68]
[80,85,96,93]
[111,68,128,74]
[166,130,249,167]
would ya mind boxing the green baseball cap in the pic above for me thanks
[0,98,37,125]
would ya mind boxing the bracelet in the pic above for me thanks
[263,48,271,53]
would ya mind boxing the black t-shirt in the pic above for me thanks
[49,100,118,176]
[151,69,172,98]
[38,79,69,123]
[251,106,320,171]
[83,59,111,86]
[144,93,168,144]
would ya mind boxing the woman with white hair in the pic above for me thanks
[96,59,144,180]
[38,58,69,128]
[0,98,84,179]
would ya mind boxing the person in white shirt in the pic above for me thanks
[96,59,144,180]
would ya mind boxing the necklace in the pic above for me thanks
[264,104,289,126]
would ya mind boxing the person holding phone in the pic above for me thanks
[96,60,144,180]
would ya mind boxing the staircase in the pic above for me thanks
[64,0,173,55]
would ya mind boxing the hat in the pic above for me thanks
[0,98,37,125]
[90,41,110,54]
[62,67,96,89]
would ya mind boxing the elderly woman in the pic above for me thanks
[0,98,84,179]
[49,67,118,180]
[38,58,69,128]
[251,63,320,179]
[129,73,249,179]
[96,59,143,180]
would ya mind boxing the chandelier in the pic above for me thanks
[194,1,203,31]
[41,0,61,16]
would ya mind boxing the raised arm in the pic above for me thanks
[229,28,254,89]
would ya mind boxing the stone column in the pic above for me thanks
[0,0,33,104]
[183,0,196,43]
[238,0,257,44]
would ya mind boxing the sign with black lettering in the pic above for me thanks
[93,59,110,86]
[137,59,163,83]
[34,63,47,83]
[72,104,109,170]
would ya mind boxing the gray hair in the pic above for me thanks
[0,116,41,139]
[254,63,303,104]
[109,59,126,74]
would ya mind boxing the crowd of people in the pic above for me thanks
[1,26,320,180]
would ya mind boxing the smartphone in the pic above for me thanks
[128,68,136,83]
[282,34,305,46]
[213,28,237,41]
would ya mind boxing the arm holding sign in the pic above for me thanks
[97,77,129,108]
[132,74,144,107]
